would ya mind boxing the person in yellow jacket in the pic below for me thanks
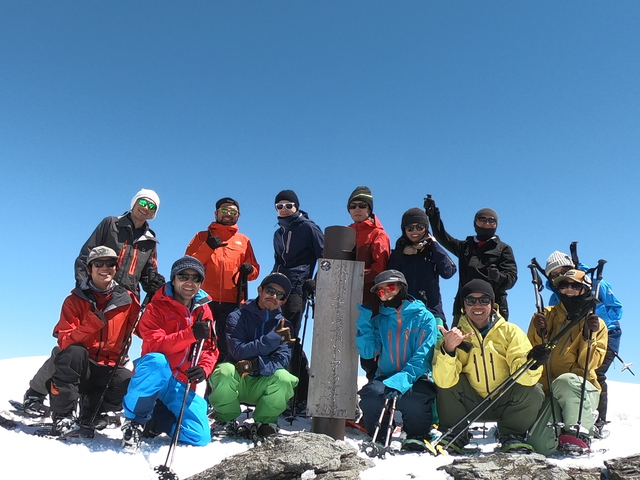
[432,279,544,453]
[526,269,607,455]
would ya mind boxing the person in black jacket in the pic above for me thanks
[424,197,517,325]
[387,208,457,329]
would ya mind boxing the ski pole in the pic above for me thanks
[574,259,606,438]
[88,293,151,428]
[286,290,314,423]
[570,241,580,268]
[155,312,206,480]
[612,350,635,376]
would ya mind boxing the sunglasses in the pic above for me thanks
[218,208,239,215]
[557,281,584,291]
[464,296,492,306]
[476,216,497,225]
[176,273,203,283]
[405,224,426,232]
[275,203,295,210]
[376,283,397,297]
[349,202,369,210]
[92,260,118,268]
[263,285,286,300]
[137,198,157,211]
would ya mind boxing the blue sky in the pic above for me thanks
[1,2,638,384]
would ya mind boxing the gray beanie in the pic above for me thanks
[545,251,574,276]
[170,256,205,281]
[370,269,408,292]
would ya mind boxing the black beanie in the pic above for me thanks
[275,190,299,209]
[347,186,374,212]
[260,272,292,299]
[216,197,240,212]
[474,208,499,224]
[460,279,495,302]
[401,208,429,230]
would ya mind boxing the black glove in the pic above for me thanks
[236,359,258,377]
[186,366,206,383]
[192,320,211,340]
[487,265,500,283]
[384,387,402,400]
[238,262,254,275]
[586,314,600,333]
[303,278,316,296]
[423,195,437,217]
[206,235,227,250]
[527,344,551,370]
[144,273,166,296]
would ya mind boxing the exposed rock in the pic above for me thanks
[185,432,374,480]
[438,452,601,480]
[606,453,640,480]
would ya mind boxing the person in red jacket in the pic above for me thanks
[121,256,217,449]
[47,246,140,438]
[185,197,260,363]
[347,186,390,379]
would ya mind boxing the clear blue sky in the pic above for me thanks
[1,2,638,384]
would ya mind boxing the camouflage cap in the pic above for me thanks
[87,246,119,265]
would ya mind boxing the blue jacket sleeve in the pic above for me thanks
[356,304,381,360]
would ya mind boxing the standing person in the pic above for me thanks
[209,273,298,438]
[356,270,438,451]
[347,186,391,380]
[432,279,544,453]
[46,246,140,437]
[527,269,607,455]
[387,207,457,329]
[272,189,324,412]
[185,197,260,363]
[121,256,217,449]
[425,196,517,324]
[544,251,623,433]
[22,188,165,418]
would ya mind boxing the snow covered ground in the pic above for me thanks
[1,356,639,480]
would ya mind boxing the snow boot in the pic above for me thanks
[499,434,534,453]
[401,437,429,452]
[256,422,279,437]
[121,419,143,450]
[211,419,239,437]
[50,413,86,438]
[23,389,49,418]
[558,433,591,454]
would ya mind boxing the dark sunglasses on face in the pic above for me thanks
[92,260,118,268]
[376,284,397,297]
[275,203,295,210]
[176,273,203,283]
[405,224,426,232]
[137,198,157,211]
[557,281,584,291]
[349,202,369,210]
[263,285,286,300]
[218,208,239,215]
[476,216,497,225]
[464,296,492,306]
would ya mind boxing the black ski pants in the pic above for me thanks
[596,347,616,423]
[50,344,131,417]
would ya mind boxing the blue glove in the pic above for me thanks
[384,387,402,400]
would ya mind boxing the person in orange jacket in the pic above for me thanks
[347,186,390,379]
[185,197,260,362]
[48,246,140,438]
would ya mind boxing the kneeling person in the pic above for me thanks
[209,273,298,438]
[121,256,217,449]
[357,270,438,452]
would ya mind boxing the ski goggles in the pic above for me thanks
[404,224,426,232]
[218,208,239,215]
[137,198,157,211]
[348,202,369,210]
[476,216,496,225]
[263,285,286,301]
[548,267,572,280]
[91,260,118,268]
[464,296,492,306]
[275,203,295,210]
[176,273,203,283]
[375,283,397,297]
[556,281,585,291]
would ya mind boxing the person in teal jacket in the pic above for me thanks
[356,269,438,451]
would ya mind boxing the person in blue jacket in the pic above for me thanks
[209,273,299,438]
[387,207,457,329]
[544,251,623,431]
[356,269,438,452]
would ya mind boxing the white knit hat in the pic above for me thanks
[131,188,160,214]
[545,251,574,276]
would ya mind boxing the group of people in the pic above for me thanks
[20,186,622,457]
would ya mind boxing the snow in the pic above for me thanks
[2,356,639,480]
